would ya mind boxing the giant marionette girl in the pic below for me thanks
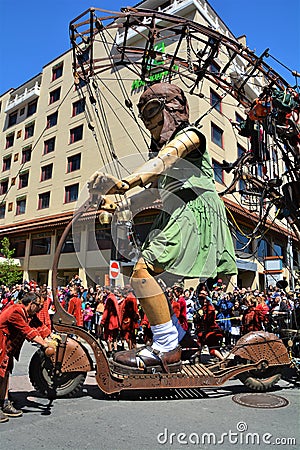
[88,82,237,374]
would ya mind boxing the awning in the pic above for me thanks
[236,258,257,272]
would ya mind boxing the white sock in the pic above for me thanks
[151,320,179,352]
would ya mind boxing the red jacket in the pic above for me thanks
[177,295,188,331]
[120,292,140,332]
[68,296,83,326]
[37,296,52,329]
[241,306,264,334]
[101,294,121,331]
[0,303,50,377]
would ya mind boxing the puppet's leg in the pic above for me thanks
[113,258,181,373]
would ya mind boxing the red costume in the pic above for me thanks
[241,305,264,334]
[37,296,52,329]
[140,313,153,344]
[171,299,180,319]
[177,295,188,331]
[120,292,140,342]
[256,303,269,325]
[0,304,50,378]
[101,294,121,342]
[195,301,223,357]
[68,295,83,326]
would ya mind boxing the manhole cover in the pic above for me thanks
[232,393,289,409]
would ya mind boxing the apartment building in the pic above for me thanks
[0,0,298,290]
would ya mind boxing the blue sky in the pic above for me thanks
[0,0,299,94]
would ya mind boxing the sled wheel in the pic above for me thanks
[238,365,282,391]
[29,349,86,398]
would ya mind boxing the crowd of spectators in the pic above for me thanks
[1,275,300,359]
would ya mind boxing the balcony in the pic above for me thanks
[4,82,41,113]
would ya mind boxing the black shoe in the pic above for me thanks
[2,401,23,417]
[0,409,9,423]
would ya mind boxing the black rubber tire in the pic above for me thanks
[238,366,282,391]
[29,349,87,398]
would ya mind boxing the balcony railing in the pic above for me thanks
[4,82,41,113]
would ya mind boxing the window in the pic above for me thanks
[2,155,12,172]
[77,48,90,64]
[257,239,268,258]
[10,239,26,257]
[25,122,34,139]
[65,183,79,203]
[235,229,251,253]
[70,125,83,144]
[75,78,87,90]
[27,99,37,117]
[72,99,85,116]
[210,62,220,74]
[5,133,14,149]
[49,87,61,104]
[0,203,5,219]
[46,111,58,129]
[257,163,264,177]
[52,63,63,81]
[30,237,51,255]
[59,233,81,253]
[44,137,55,155]
[273,243,284,259]
[212,160,224,184]
[38,191,50,209]
[22,146,32,163]
[41,164,53,181]
[67,153,81,172]
[210,89,222,113]
[16,198,26,215]
[0,179,8,195]
[8,111,17,127]
[88,228,112,251]
[19,172,29,189]
[211,123,223,148]
[235,113,244,124]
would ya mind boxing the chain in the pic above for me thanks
[186,27,193,73]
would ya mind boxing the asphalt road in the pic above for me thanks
[0,341,299,450]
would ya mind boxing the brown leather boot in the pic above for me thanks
[112,345,182,374]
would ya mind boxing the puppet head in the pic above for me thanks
[138,82,190,152]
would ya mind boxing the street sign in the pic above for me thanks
[109,260,120,279]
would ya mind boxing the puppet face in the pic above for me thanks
[139,98,164,140]
[138,83,189,149]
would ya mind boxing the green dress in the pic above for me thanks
[142,126,237,279]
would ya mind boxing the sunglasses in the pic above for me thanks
[139,98,165,121]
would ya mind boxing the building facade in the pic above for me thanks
[0,0,298,290]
